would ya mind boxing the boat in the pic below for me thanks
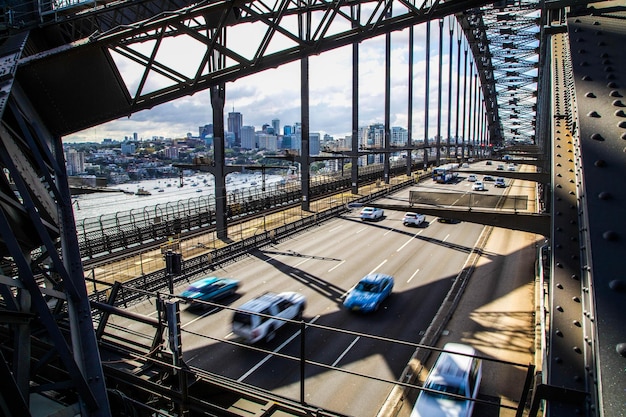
[135,187,152,196]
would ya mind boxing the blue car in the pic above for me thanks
[181,276,239,307]
[343,273,394,312]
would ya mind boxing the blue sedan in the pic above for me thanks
[181,276,239,307]
[343,273,394,312]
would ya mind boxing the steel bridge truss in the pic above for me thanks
[0,0,549,416]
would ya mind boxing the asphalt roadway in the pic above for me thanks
[384,166,542,417]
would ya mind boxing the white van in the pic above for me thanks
[231,292,306,343]
[410,343,482,417]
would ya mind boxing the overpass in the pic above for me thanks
[0,0,624,416]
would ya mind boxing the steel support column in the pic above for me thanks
[446,18,454,161]
[211,83,228,239]
[423,20,431,169]
[384,21,391,184]
[406,26,415,177]
[351,5,360,195]
[436,18,444,165]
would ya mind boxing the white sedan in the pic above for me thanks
[360,207,384,221]
[472,181,485,191]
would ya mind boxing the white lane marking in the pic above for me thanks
[397,230,423,252]
[384,227,394,236]
[356,227,368,234]
[442,234,450,242]
[369,259,388,275]
[182,307,220,328]
[237,315,320,382]
[332,336,361,367]
[328,260,345,272]
[407,269,420,284]
[341,259,390,298]
[294,257,311,267]
[328,225,343,233]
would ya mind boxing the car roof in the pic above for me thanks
[431,343,478,377]
[192,276,220,287]
[237,292,289,313]
[360,273,393,284]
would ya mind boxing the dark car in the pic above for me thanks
[438,217,460,224]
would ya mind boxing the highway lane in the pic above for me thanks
[103,161,517,416]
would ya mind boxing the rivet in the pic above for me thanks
[573,346,582,354]
[571,274,579,280]
[555,356,563,364]
[604,66,614,72]
[618,121,626,128]
[593,21,600,26]
[582,75,593,81]
[598,41,606,46]
[556,329,563,337]
[617,110,626,117]
[594,160,606,167]
[573,296,580,303]
[573,320,581,327]
[587,111,600,117]
[598,191,611,200]
[574,375,582,382]
[578,49,586,54]
[585,92,595,98]
[590,133,604,140]
[602,59,611,65]
[610,90,622,97]
[609,279,625,292]
[579,61,588,67]
[603,230,618,241]
[613,100,625,107]
[607,81,619,88]
[616,343,626,357]
[556,305,564,312]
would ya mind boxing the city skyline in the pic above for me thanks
[62,19,474,144]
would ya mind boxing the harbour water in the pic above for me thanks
[71,172,287,223]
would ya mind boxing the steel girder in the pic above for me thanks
[0,27,111,417]
[458,1,541,147]
[13,0,502,137]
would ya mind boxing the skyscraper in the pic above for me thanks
[271,119,280,135]
[227,111,243,147]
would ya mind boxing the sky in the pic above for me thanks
[62,18,463,144]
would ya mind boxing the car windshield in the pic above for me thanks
[233,312,253,325]
[426,382,465,399]
[356,282,381,293]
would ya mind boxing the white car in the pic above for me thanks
[403,212,426,226]
[232,292,306,344]
[472,181,485,191]
[507,164,516,171]
[410,343,483,417]
[360,207,384,220]
[467,174,477,182]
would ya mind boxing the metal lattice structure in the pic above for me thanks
[0,0,624,416]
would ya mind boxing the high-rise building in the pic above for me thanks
[309,133,320,155]
[272,119,280,135]
[227,112,243,146]
[65,148,85,175]
[241,126,256,149]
